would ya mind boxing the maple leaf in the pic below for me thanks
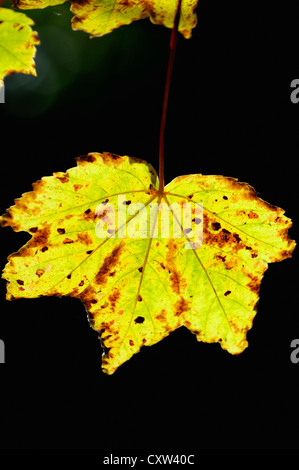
[0,7,40,86]
[12,0,199,38]
[0,152,295,374]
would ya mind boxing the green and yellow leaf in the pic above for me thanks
[12,0,199,38]
[12,0,65,8]
[0,7,40,86]
[70,0,148,38]
[0,153,295,374]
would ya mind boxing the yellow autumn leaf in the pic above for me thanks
[12,0,199,38]
[70,0,148,38]
[0,153,295,374]
[0,7,40,86]
[13,0,65,7]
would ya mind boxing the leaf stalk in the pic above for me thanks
[158,0,182,194]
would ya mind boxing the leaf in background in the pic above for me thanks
[0,7,40,86]
[13,0,65,8]
[0,153,295,374]
[12,0,199,38]
[70,0,148,38]
[138,0,198,39]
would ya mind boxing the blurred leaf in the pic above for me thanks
[0,7,40,85]
[13,0,199,38]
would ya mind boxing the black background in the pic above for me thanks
[0,0,299,456]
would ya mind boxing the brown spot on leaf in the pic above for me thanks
[229,318,249,336]
[32,32,39,45]
[72,15,86,24]
[29,227,38,233]
[138,295,142,302]
[41,246,48,252]
[17,279,24,285]
[63,238,74,244]
[224,261,235,270]
[129,340,134,346]
[101,152,123,167]
[224,290,231,296]
[233,233,242,243]
[248,211,259,219]
[102,334,112,342]
[56,175,69,183]
[236,210,246,217]
[82,208,95,221]
[69,0,91,6]
[246,274,261,294]
[0,210,13,228]
[57,228,65,234]
[175,297,190,316]
[77,154,96,165]
[95,242,124,286]
[280,248,295,259]
[145,183,157,196]
[36,269,44,278]
[119,0,135,6]
[134,316,145,324]
[29,226,51,248]
[97,210,107,220]
[169,271,180,295]
[78,284,97,310]
[204,215,246,252]
[77,232,93,245]
[79,280,84,286]
[156,310,167,322]
[214,253,226,262]
[166,239,183,295]
[74,184,83,191]
[100,320,115,334]
[211,222,221,231]
[108,289,120,310]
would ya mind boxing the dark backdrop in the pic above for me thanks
[0,0,298,456]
